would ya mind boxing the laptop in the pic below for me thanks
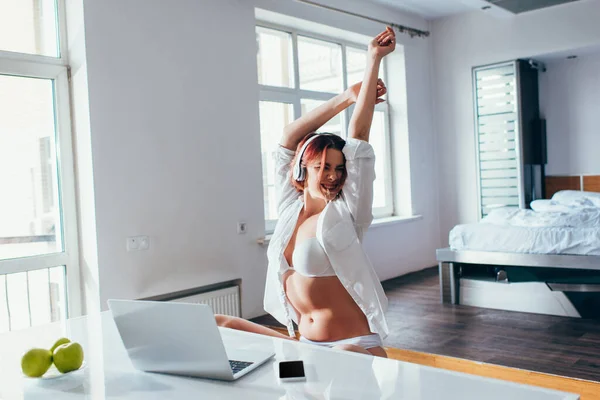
[107,299,275,380]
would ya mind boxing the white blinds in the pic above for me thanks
[474,62,522,218]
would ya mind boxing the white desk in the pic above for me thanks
[0,312,579,399]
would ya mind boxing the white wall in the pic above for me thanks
[65,0,100,316]
[539,52,600,176]
[74,0,440,318]
[431,0,600,245]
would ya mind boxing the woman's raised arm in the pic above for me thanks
[348,27,396,142]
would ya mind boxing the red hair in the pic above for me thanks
[290,133,347,194]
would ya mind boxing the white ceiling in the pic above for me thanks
[364,0,587,19]
[364,0,492,20]
[535,44,600,63]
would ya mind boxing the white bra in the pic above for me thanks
[292,237,336,278]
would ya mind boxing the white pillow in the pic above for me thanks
[530,199,579,213]
[551,190,600,208]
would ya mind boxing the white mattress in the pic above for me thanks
[449,190,600,256]
[449,223,600,256]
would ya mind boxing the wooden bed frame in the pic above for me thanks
[545,174,600,198]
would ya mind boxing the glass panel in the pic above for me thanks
[481,178,518,188]
[298,36,342,93]
[476,65,514,78]
[476,69,516,115]
[28,268,52,326]
[370,111,388,209]
[480,159,518,170]
[6,272,30,331]
[49,266,67,322]
[258,101,295,222]
[0,75,63,261]
[480,139,516,152]
[346,47,367,87]
[481,196,519,206]
[0,275,9,333]
[482,187,519,197]
[480,168,518,179]
[0,266,66,333]
[300,99,342,137]
[256,27,294,88]
[479,150,517,161]
[346,47,385,87]
[0,0,59,57]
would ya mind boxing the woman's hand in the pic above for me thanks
[347,28,393,142]
[368,26,396,60]
[347,79,387,104]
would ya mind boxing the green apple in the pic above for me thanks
[21,348,53,378]
[52,342,84,373]
[49,337,71,353]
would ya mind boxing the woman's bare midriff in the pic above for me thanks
[283,270,372,342]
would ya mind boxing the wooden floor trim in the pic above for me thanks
[385,347,600,400]
[267,326,600,399]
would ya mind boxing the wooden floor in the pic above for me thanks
[251,267,600,383]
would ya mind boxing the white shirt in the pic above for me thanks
[263,138,389,339]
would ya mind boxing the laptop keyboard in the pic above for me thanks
[229,360,254,374]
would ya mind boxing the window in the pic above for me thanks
[256,24,394,232]
[0,0,79,333]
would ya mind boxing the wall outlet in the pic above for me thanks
[237,222,247,234]
[127,235,149,251]
[138,236,149,250]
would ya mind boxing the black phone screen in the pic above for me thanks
[279,360,305,378]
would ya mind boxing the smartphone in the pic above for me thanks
[278,360,306,382]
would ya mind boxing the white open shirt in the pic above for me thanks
[264,138,389,339]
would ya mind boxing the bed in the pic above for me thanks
[449,194,600,256]
[437,176,600,317]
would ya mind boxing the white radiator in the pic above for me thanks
[169,286,241,317]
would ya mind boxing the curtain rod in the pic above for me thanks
[294,0,430,38]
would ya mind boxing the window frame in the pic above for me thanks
[0,0,81,318]
[257,21,395,232]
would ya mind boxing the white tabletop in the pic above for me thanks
[0,312,579,400]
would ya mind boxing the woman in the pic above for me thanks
[217,27,396,357]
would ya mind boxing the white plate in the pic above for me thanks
[25,361,86,380]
